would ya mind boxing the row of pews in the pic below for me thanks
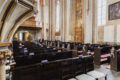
[9,39,120,80]
[11,40,94,80]
[12,56,94,80]
[42,40,120,71]
[12,41,72,66]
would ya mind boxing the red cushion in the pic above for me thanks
[78,50,83,54]
[91,52,94,55]
[101,54,110,58]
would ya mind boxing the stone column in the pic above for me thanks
[0,49,11,80]
[0,61,6,80]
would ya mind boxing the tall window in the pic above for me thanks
[56,0,60,32]
[97,0,107,26]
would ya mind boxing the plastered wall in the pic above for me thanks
[97,0,120,44]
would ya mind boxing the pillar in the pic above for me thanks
[0,49,11,80]
[0,61,6,80]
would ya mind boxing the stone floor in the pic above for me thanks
[95,65,120,80]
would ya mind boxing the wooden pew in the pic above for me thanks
[12,55,94,80]
[111,49,120,71]
[94,46,111,65]
[42,61,61,80]
[61,58,73,80]
[77,43,83,55]
[12,63,42,80]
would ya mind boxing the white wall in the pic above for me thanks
[104,25,114,42]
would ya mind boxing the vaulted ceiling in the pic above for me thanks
[0,0,34,42]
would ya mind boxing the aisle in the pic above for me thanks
[95,65,120,80]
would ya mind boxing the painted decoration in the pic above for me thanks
[109,1,120,20]
[76,0,83,27]
[75,0,83,42]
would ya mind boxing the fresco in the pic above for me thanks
[76,0,83,27]
[75,0,83,42]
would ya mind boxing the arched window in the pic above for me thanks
[97,0,107,26]
[56,0,60,32]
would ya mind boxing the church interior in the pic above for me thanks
[1,0,120,80]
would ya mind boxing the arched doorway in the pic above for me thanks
[13,16,42,42]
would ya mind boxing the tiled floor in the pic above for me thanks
[95,65,120,80]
